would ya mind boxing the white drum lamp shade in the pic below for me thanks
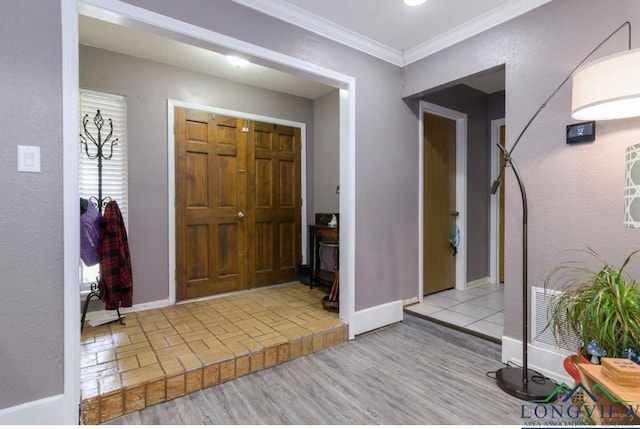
[572,48,640,120]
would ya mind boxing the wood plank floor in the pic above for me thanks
[106,313,574,425]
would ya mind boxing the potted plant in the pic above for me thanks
[543,248,640,382]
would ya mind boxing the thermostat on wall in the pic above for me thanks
[566,121,596,144]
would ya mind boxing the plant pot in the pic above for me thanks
[563,347,592,384]
[577,346,592,364]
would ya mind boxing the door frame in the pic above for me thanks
[167,100,308,305]
[489,118,505,284]
[418,101,467,299]
[64,0,357,422]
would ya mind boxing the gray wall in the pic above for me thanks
[488,90,506,122]
[405,0,640,341]
[313,90,340,214]
[423,84,505,283]
[80,45,316,307]
[0,0,64,409]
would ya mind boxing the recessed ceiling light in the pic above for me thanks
[404,0,426,5]
[225,55,249,68]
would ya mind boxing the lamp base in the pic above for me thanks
[495,367,558,402]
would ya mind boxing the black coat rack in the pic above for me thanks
[80,109,125,332]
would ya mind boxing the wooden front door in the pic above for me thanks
[423,111,457,295]
[175,107,301,301]
[248,121,302,287]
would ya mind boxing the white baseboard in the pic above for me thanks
[352,300,403,336]
[466,277,490,289]
[0,394,70,425]
[85,298,169,322]
[501,335,573,386]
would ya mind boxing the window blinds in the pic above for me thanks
[79,89,128,224]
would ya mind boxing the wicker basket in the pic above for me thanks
[601,358,640,387]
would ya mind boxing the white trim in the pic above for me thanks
[230,0,553,67]
[169,100,312,129]
[419,101,467,298]
[166,99,309,305]
[339,88,356,339]
[167,101,176,306]
[417,110,424,300]
[0,394,67,425]
[501,335,573,386]
[230,0,403,66]
[403,0,554,64]
[352,301,404,337]
[62,0,80,424]
[489,118,505,284]
[455,110,468,291]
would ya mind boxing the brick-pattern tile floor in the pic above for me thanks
[80,284,347,424]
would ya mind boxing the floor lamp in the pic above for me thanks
[493,21,640,401]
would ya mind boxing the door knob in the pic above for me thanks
[237,211,245,219]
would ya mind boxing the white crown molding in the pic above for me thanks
[403,0,555,64]
[231,0,554,67]
[230,0,404,66]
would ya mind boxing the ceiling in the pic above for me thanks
[79,16,336,100]
[231,0,553,65]
[79,0,549,99]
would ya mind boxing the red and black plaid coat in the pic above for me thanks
[98,201,133,310]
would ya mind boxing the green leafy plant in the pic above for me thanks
[543,248,640,359]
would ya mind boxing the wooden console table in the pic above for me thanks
[307,224,338,287]
[578,363,640,425]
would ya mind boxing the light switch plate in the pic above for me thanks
[17,145,41,172]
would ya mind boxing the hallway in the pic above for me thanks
[80,284,346,424]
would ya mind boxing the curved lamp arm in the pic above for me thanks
[491,21,631,399]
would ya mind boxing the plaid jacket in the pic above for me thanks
[98,201,133,310]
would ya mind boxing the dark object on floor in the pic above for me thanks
[297,264,312,285]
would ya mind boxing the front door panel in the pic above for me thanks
[175,109,301,301]
[248,121,302,287]
[175,108,247,300]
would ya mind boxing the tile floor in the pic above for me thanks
[80,284,347,424]
[404,283,504,342]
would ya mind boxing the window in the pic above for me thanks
[79,89,128,286]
